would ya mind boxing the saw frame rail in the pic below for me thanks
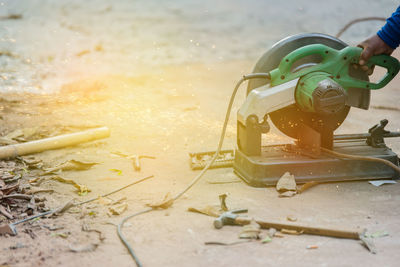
[234,119,400,187]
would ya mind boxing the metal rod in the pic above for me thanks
[334,132,400,140]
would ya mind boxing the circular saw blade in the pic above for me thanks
[247,33,368,139]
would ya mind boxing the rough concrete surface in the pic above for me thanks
[0,1,400,266]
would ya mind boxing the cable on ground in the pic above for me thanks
[336,17,386,38]
[117,73,271,267]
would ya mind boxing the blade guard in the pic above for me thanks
[269,44,400,90]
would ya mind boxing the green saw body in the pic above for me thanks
[270,44,400,114]
[234,33,400,187]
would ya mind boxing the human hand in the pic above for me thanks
[356,34,394,74]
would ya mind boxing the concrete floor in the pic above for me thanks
[1,1,400,266]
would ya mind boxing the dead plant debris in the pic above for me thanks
[146,192,174,209]
[44,159,99,174]
[51,176,91,196]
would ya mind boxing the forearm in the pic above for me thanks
[377,6,400,49]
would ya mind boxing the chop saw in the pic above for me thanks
[233,33,400,186]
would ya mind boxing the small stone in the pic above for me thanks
[268,228,277,237]
[278,191,297,198]
[276,172,296,192]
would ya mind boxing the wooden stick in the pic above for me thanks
[235,217,363,240]
[0,127,110,159]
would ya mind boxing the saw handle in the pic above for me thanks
[364,53,400,89]
[270,44,400,90]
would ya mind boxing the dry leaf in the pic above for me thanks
[187,205,221,217]
[1,182,20,195]
[29,177,45,186]
[0,224,16,235]
[21,156,43,169]
[0,137,18,145]
[5,127,39,141]
[360,235,377,254]
[146,192,174,209]
[0,205,13,219]
[97,197,113,205]
[297,181,320,194]
[69,243,98,252]
[5,129,24,140]
[109,197,127,206]
[274,232,285,238]
[44,160,98,174]
[109,169,122,175]
[108,203,128,215]
[76,50,90,57]
[281,229,303,235]
[269,228,277,237]
[51,176,91,195]
[204,240,251,246]
[52,199,75,215]
[261,235,272,243]
[82,223,105,241]
[52,232,69,238]
[25,188,54,195]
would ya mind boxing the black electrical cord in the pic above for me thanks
[117,73,270,267]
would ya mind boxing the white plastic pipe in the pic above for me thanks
[0,127,110,159]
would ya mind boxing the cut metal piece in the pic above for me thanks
[189,149,234,170]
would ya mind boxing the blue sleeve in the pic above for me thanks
[377,5,400,49]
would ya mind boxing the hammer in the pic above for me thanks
[214,209,363,240]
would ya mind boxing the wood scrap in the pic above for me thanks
[44,160,99,174]
[51,176,91,196]
[297,181,320,194]
[146,192,174,209]
[281,229,304,235]
[0,223,16,235]
[108,203,128,215]
[187,206,221,217]
[0,205,13,219]
[1,194,41,201]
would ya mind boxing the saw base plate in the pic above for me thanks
[233,140,399,187]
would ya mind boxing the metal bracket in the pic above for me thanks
[366,119,390,148]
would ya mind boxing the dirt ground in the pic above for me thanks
[1,1,400,266]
